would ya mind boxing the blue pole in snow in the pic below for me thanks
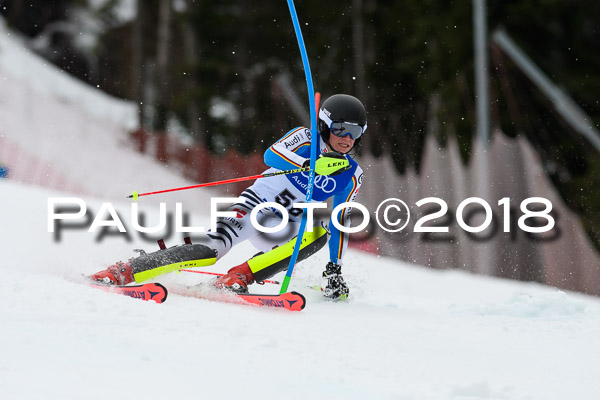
[280,0,318,294]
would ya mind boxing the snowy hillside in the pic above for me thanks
[2,181,600,400]
[0,17,215,208]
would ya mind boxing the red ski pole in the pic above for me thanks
[180,269,280,285]
[128,166,309,200]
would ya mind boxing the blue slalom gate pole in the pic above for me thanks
[280,0,318,294]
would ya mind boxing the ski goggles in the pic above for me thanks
[319,108,367,140]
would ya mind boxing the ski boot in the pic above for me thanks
[90,261,135,286]
[321,262,349,299]
[214,262,255,293]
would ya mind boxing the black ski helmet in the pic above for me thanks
[318,94,367,148]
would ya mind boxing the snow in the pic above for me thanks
[2,181,600,400]
[1,15,600,400]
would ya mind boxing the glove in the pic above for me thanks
[321,261,349,299]
[302,152,350,176]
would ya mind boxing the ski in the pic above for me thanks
[234,291,305,311]
[88,282,168,304]
[308,284,349,301]
[171,284,305,311]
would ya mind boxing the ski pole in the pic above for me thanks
[128,167,309,200]
[280,0,318,294]
[179,269,280,285]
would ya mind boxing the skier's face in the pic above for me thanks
[328,134,355,154]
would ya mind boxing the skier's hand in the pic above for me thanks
[321,261,349,299]
[302,152,350,176]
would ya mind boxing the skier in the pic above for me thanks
[90,94,367,299]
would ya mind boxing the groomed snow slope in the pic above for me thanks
[1,180,600,400]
